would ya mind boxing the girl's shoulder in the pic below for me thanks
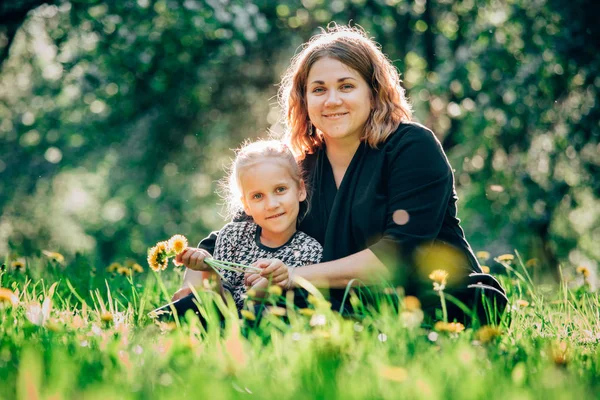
[291,231,323,251]
[219,221,257,241]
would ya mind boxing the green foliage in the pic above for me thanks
[0,0,599,271]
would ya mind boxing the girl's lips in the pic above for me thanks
[267,212,285,219]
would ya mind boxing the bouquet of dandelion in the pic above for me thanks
[147,234,189,271]
[147,234,261,282]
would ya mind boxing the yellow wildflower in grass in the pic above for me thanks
[132,263,144,273]
[403,296,421,312]
[497,254,515,262]
[107,262,121,273]
[476,326,503,343]
[42,250,64,264]
[11,259,25,271]
[525,258,539,268]
[476,251,491,261]
[117,266,132,277]
[240,310,256,321]
[516,299,530,308]
[147,241,169,271]
[551,341,569,366]
[0,288,18,306]
[298,308,315,317]
[100,311,113,323]
[576,266,591,279]
[379,365,408,383]
[480,265,490,273]
[168,234,188,255]
[267,285,283,296]
[429,269,449,285]
[434,321,465,334]
[266,306,286,317]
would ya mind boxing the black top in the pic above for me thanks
[199,123,499,313]
[298,122,482,289]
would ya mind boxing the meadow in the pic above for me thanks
[1,251,598,400]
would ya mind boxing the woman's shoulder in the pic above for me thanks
[383,121,441,150]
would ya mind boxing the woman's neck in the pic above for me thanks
[324,138,361,170]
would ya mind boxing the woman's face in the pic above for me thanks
[306,57,372,145]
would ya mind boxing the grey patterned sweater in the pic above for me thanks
[212,221,323,310]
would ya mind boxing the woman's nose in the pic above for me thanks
[324,90,342,107]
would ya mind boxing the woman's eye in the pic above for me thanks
[341,84,354,90]
[312,87,325,93]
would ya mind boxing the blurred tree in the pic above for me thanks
[1,0,598,273]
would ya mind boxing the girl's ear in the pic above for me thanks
[241,196,252,216]
[298,180,307,202]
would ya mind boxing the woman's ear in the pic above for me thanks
[298,180,307,202]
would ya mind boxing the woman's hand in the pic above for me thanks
[175,247,212,271]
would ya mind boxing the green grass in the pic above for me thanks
[0,253,598,399]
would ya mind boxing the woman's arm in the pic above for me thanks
[293,249,390,288]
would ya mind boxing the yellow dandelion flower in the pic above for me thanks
[147,242,169,271]
[298,308,315,316]
[100,311,113,323]
[576,266,590,278]
[525,259,539,268]
[267,285,283,296]
[476,325,502,343]
[107,262,121,273]
[476,251,490,261]
[516,299,529,308]
[434,321,465,334]
[266,306,286,317]
[403,296,421,312]
[480,265,490,273]
[240,310,256,321]
[117,266,132,277]
[0,288,18,306]
[497,254,515,262]
[11,259,25,270]
[379,365,408,383]
[246,288,258,298]
[132,263,144,273]
[168,234,188,255]
[429,269,449,285]
[551,341,569,366]
[42,250,64,264]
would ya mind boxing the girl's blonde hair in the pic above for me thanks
[278,24,412,158]
[221,139,308,220]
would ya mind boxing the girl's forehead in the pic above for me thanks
[239,159,296,182]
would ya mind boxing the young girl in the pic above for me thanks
[174,140,323,311]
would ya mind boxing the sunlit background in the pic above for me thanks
[0,0,598,274]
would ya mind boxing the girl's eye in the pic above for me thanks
[275,186,287,193]
[252,193,263,200]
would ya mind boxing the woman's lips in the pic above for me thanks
[323,112,349,119]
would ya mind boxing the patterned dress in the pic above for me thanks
[212,221,323,310]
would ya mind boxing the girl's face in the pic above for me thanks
[240,160,306,245]
[306,57,372,145]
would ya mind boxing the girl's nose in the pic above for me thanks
[265,195,280,209]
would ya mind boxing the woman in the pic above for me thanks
[176,25,507,324]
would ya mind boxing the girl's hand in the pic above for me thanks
[252,259,289,285]
[175,247,212,271]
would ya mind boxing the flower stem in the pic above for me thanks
[439,290,448,323]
